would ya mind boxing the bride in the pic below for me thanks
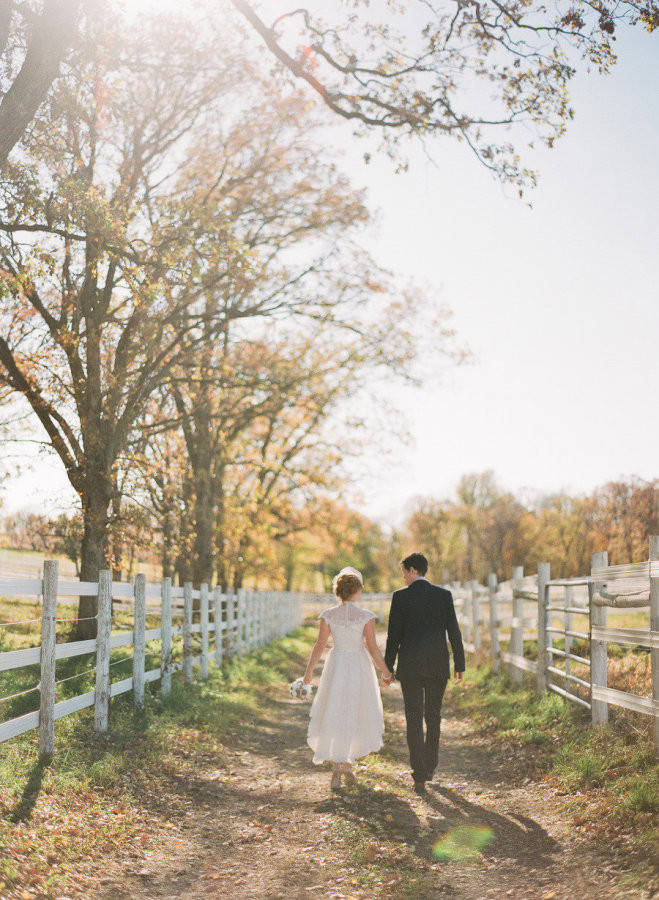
[301,567,392,789]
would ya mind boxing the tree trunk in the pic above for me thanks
[191,441,214,588]
[109,488,123,581]
[232,534,249,590]
[233,566,244,590]
[0,2,12,59]
[77,476,112,639]
[283,545,295,591]
[214,467,228,587]
[0,0,81,168]
[161,505,175,579]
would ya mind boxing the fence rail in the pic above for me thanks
[3,540,658,756]
[0,564,308,752]
[447,536,659,754]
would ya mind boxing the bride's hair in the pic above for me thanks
[333,572,362,601]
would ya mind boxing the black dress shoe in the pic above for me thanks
[413,781,426,795]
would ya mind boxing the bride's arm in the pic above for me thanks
[302,619,331,684]
[364,619,392,680]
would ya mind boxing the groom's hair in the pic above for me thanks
[401,553,428,576]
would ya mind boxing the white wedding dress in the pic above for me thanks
[307,603,384,764]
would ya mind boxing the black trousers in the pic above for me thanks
[399,675,448,783]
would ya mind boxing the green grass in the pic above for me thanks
[451,664,659,884]
[0,624,315,898]
[3,619,657,897]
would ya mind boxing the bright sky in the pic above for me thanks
[345,26,659,523]
[1,19,657,527]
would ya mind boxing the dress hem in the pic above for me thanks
[308,737,384,766]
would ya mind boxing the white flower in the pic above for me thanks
[289,677,312,700]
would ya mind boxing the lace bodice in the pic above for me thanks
[319,604,376,652]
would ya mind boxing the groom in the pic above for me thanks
[383,553,465,794]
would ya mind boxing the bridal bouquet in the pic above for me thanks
[289,677,312,700]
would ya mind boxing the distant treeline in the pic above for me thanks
[402,472,658,584]
[3,473,655,592]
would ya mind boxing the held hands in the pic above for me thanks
[381,670,394,686]
[454,670,464,683]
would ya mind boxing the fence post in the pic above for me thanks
[258,592,264,647]
[200,583,209,680]
[456,583,470,649]
[242,589,249,653]
[511,566,524,684]
[250,590,255,655]
[254,590,259,649]
[183,582,193,685]
[236,589,245,659]
[247,590,254,652]
[471,580,480,652]
[590,551,609,726]
[213,587,223,669]
[227,588,235,660]
[536,562,550,694]
[94,570,113,733]
[564,583,574,699]
[488,572,500,675]
[649,536,659,757]
[133,574,146,710]
[161,577,172,697]
[39,560,59,757]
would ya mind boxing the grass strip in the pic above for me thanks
[450,664,658,891]
[0,626,314,898]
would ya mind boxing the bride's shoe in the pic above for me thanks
[342,765,357,788]
[331,768,342,790]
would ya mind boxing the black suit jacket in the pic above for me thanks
[384,579,465,681]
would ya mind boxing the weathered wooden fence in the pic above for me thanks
[0,564,308,753]
[447,537,659,753]
[303,592,390,620]
[4,541,656,756]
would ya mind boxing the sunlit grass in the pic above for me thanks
[452,663,658,881]
[0,623,315,897]
[433,825,494,862]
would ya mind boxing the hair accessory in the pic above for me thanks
[335,566,363,585]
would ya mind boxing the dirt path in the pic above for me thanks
[93,659,644,900]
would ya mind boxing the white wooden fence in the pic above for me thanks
[0,563,307,753]
[448,537,659,753]
[303,592,390,620]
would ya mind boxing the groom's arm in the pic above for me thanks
[446,590,466,674]
[384,591,403,675]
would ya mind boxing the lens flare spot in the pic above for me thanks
[432,825,494,861]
